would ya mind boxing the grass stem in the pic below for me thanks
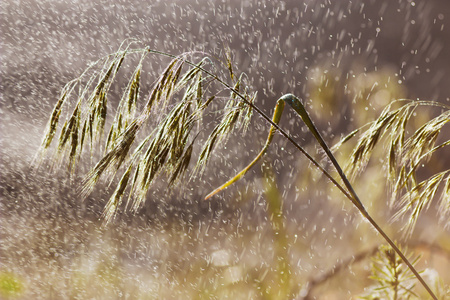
[280,94,437,300]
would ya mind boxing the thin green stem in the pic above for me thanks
[204,99,286,200]
[280,94,366,212]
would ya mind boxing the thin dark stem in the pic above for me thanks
[298,245,380,299]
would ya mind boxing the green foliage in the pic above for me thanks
[362,245,420,300]
[0,271,24,298]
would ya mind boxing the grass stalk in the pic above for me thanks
[278,94,437,300]
[206,92,437,299]
[37,44,440,298]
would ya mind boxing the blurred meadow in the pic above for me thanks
[1,0,450,299]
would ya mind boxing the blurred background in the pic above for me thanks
[1,0,450,298]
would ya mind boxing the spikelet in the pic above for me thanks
[346,107,400,180]
[41,90,67,150]
[402,110,450,167]
[102,164,133,224]
[393,171,448,238]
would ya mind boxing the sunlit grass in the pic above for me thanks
[5,41,447,299]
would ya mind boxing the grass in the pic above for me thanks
[333,100,450,238]
[33,41,450,299]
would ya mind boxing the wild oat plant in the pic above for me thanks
[35,42,449,299]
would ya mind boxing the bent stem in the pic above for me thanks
[206,93,437,299]
[205,98,354,203]
[280,94,437,299]
[204,100,286,200]
[280,94,437,300]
